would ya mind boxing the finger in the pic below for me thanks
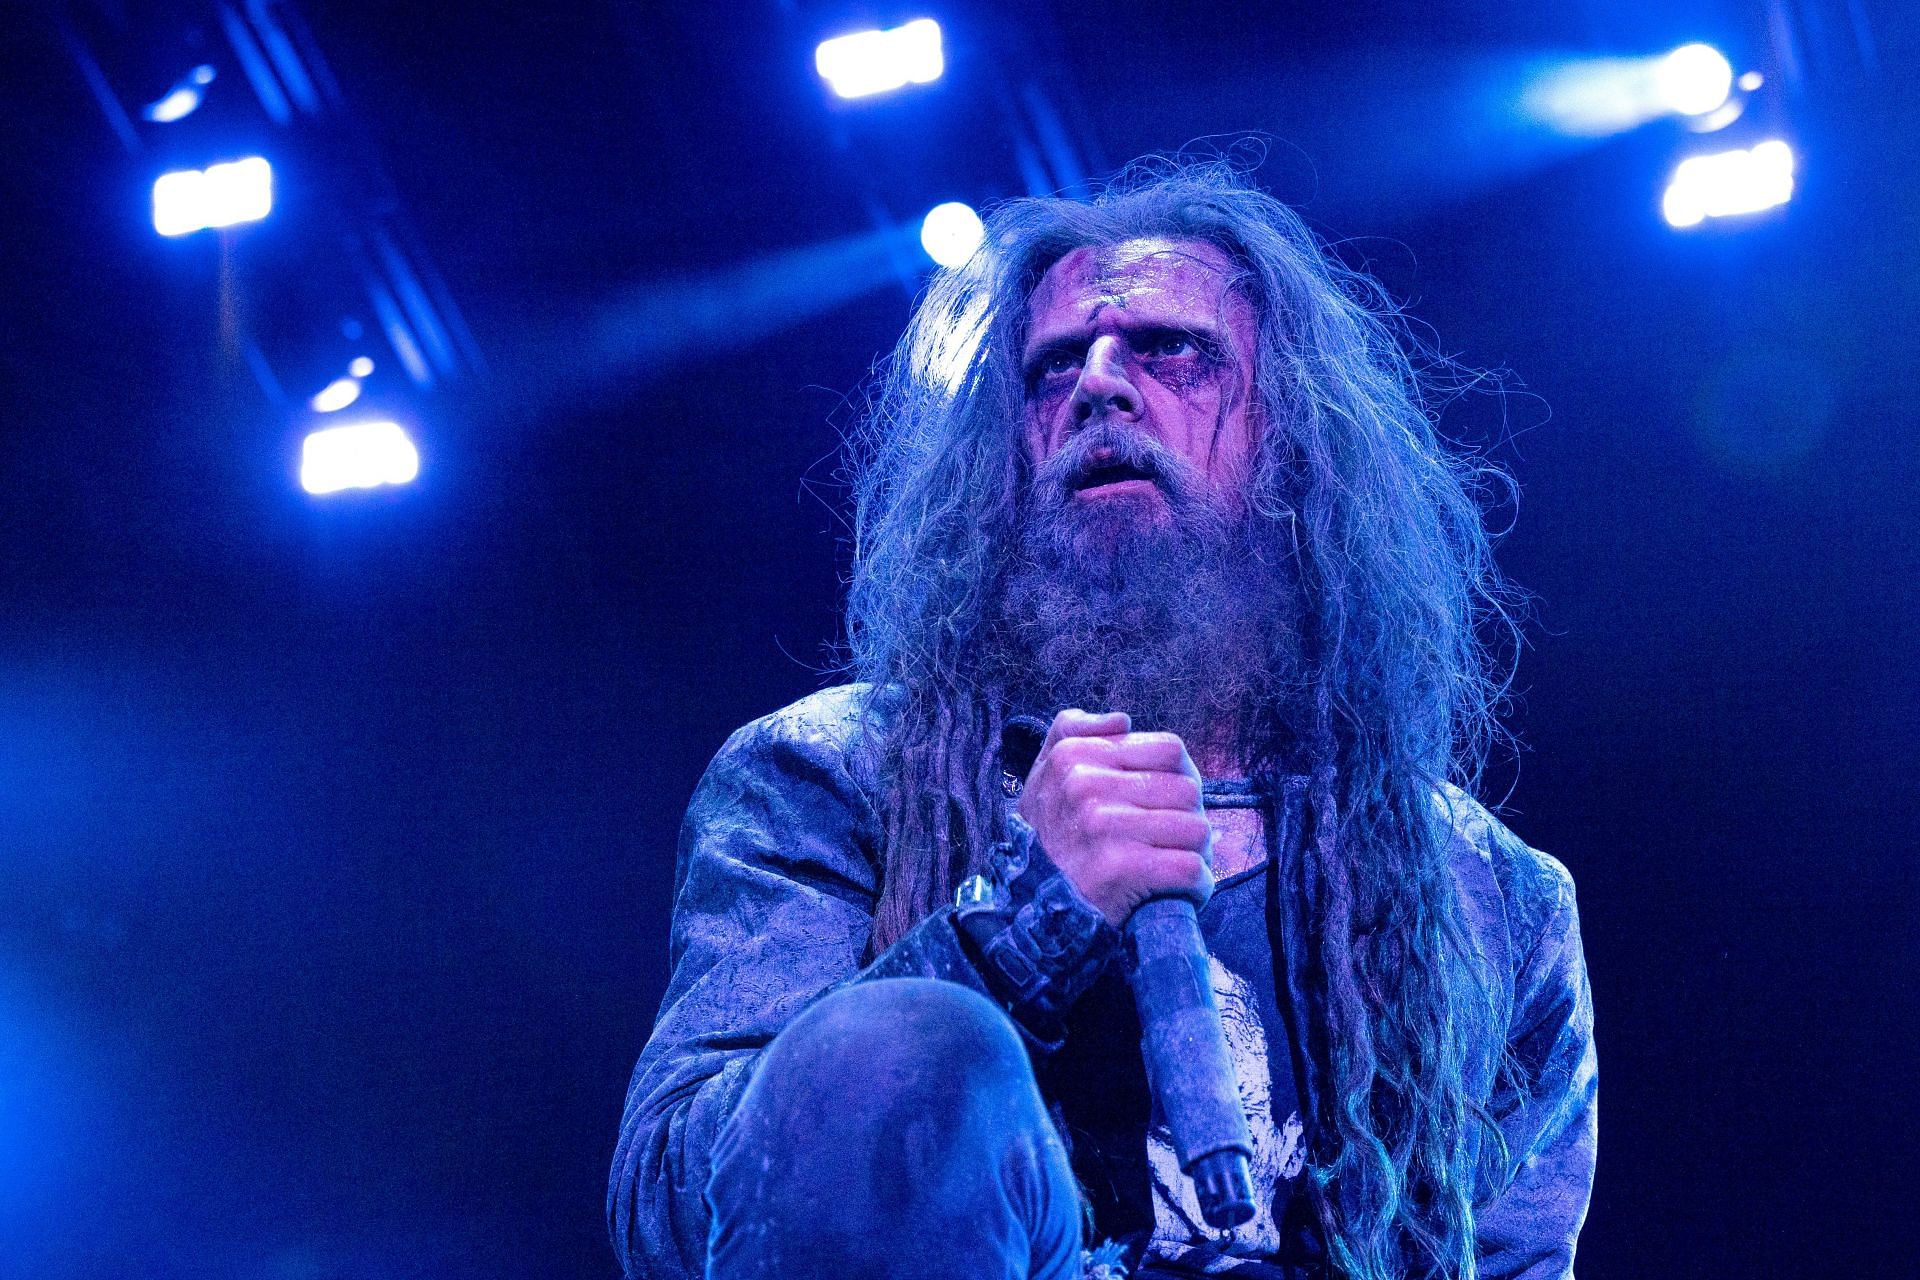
[1061,764,1201,812]
[1097,805,1214,853]
[1038,708,1131,764]
[1046,734,1196,785]
[1093,731,1199,777]
[1122,844,1216,907]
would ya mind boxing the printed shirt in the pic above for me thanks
[1039,779,1320,1277]
[1150,856,1312,1271]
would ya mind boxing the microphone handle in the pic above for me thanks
[1125,895,1256,1231]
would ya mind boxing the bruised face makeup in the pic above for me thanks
[1020,238,1262,517]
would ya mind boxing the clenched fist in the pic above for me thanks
[1014,708,1214,928]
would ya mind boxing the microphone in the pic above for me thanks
[1004,715,1255,1231]
[1127,896,1256,1230]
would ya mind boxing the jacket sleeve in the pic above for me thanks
[605,701,1113,1279]
[1476,856,1599,1280]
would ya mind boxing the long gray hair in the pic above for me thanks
[842,159,1520,1279]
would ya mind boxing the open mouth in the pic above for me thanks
[1072,460,1157,493]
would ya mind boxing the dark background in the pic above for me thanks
[3,2,1916,1277]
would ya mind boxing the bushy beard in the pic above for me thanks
[978,425,1306,770]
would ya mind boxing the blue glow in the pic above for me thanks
[560,228,906,407]
[348,356,375,379]
[920,202,984,269]
[1522,44,1737,137]
[141,65,216,124]
[151,156,273,237]
[309,377,362,413]
[1662,140,1794,228]
[815,19,943,100]
[0,973,89,1239]
[1657,44,1734,116]
[300,421,420,495]
[143,88,201,124]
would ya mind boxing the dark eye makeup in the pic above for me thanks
[1021,326,1223,392]
[1138,327,1220,360]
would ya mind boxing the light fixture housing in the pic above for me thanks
[1662,140,1795,228]
[815,19,944,100]
[300,420,421,495]
[151,156,274,237]
[920,201,984,268]
[1656,44,1735,117]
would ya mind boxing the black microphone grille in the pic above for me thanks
[999,712,1053,780]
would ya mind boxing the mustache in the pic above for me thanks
[1029,425,1201,506]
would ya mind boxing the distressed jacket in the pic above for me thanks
[608,685,1598,1278]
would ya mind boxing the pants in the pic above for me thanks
[705,977,1086,1280]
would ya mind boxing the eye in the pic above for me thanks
[1033,349,1079,378]
[1147,332,1198,358]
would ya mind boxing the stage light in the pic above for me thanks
[300,421,420,495]
[815,18,943,99]
[1662,140,1794,228]
[151,156,273,237]
[920,201,983,268]
[1524,44,1744,137]
[309,376,362,413]
[1656,44,1734,117]
[142,64,216,124]
[348,356,375,378]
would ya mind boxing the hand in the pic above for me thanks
[1014,708,1214,928]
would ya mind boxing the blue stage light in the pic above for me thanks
[920,201,983,268]
[309,377,363,413]
[142,64,216,124]
[151,156,273,237]
[1523,43,1741,137]
[348,356,375,379]
[815,19,943,99]
[1662,140,1794,228]
[1657,44,1735,117]
[300,421,420,495]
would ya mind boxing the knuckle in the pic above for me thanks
[1156,812,1202,846]
[1149,740,1189,771]
[1062,762,1099,800]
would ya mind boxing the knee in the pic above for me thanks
[709,981,1071,1280]
[726,980,1043,1208]
[756,978,1030,1112]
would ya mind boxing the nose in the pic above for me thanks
[1071,335,1142,426]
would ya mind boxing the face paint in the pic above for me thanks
[1020,237,1262,520]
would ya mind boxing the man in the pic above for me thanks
[609,164,1597,1280]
